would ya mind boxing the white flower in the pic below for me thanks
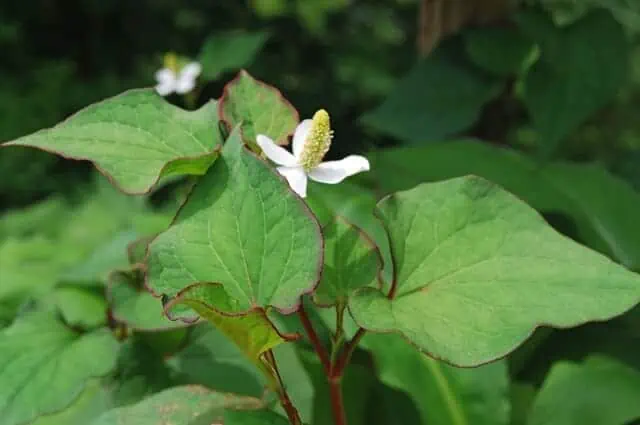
[256,109,370,198]
[155,61,202,96]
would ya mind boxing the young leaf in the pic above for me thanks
[0,312,119,425]
[314,217,382,306]
[164,283,297,369]
[198,31,269,80]
[147,126,323,313]
[527,356,640,425]
[349,176,640,366]
[90,386,261,425]
[362,333,509,425]
[219,70,299,145]
[3,90,223,194]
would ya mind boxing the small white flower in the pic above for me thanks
[257,109,370,198]
[154,54,202,96]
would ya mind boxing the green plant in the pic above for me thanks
[1,68,639,425]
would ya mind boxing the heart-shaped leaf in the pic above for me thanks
[368,141,640,272]
[0,312,118,425]
[3,90,223,194]
[362,333,509,425]
[147,126,323,313]
[90,386,261,425]
[349,176,640,366]
[219,70,299,145]
[314,217,382,307]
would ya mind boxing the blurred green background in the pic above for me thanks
[3,0,638,208]
[1,1,640,423]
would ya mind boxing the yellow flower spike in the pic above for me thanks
[163,52,179,73]
[299,109,334,171]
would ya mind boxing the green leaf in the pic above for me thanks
[270,343,315,424]
[164,283,295,368]
[361,333,509,425]
[314,217,382,306]
[169,324,266,397]
[224,408,291,425]
[147,126,322,313]
[360,42,501,144]
[198,31,269,80]
[219,71,299,145]
[108,338,176,407]
[3,90,222,194]
[464,27,536,76]
[0,312,119,425]
[107,268,186,331]
[30,380,110,425]
[52,286,107,329]
[308,182,393,288]
[517,9,629,155]
[527,356,640,425]
[62,230,138,284]
[349,176,640,366]
[90,386,261,425]
[367,141,640,271]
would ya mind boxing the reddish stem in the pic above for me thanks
[297,304,331,375]
[329,376,347,425]
[331,328,366,378]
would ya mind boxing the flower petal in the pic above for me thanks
[181,62,202,80]
[277,166,308,198]
[256,135,298,167]
[308,155,370,184]
[155,68,175,84]
[155,80,176,96]
[292,119,312,159]
[174,76,196,94]
[174,63,202,94]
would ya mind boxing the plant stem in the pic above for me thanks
[328,376,347,425]
[331,328,366,378]
[264,350,302,425]
[297,304,331,375]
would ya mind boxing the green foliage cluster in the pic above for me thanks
[1,1,640,425]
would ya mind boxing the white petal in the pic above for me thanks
[174,76,196,94]
[256,135,298,167]
[155,80,176,96]
[292,119,312,159]
[181,62,202,79]
[277,166,308,198]
[308,155,370,184]
[155,68,175,84]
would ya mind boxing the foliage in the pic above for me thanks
[1,1,640,425]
